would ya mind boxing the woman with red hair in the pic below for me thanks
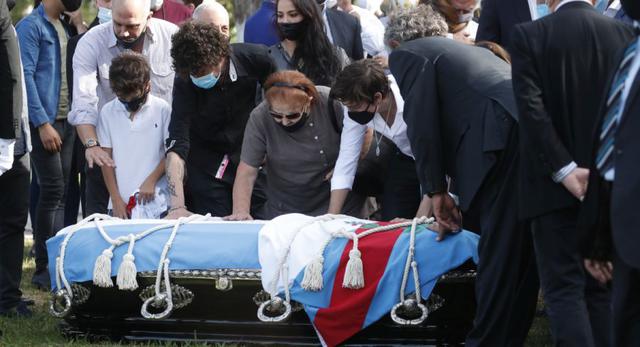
[225,70,362,220]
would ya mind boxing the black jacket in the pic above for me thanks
[476,0,531,51]
[511,2,635,219]
[326,8,364,60]
[166,43,276,183]
[0,0,22,139]
[580,36,640,268]
[389,37,517,211]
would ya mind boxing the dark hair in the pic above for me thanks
[109,51,150,97]
[475,41,511,64]
[264,70,320,108]
[330,59,389,105]
[275,0,342,86]
[170,20,230,77]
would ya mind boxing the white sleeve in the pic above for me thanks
[0,139,16,176]
[331,106,367,191]
[68,34,100,126]
[96,107,111,148]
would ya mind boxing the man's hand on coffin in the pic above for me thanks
[112,197,130,219]
[584,259,613,285]
[138,178,156,205]
[431,192,462,241]
[223,211,253,221]
[85,146,115,168]
[164,207,193,219]
[561,167,589,201]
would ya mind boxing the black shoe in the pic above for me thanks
[31,269,51,291]
[0,302,33,318]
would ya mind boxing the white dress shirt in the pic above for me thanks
[342,5,385,56]
[331,75,413,191]
[605,36,640,181]
[68,18,178,126]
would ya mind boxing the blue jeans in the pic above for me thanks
[30,120,75,274]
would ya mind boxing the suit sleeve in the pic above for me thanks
[476,0,500,44]
[390,49,447,195]
[511,25,573,174]
[0,0,20,139]
[352,18,364,60]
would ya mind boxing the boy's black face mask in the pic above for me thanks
[120,91,148,112]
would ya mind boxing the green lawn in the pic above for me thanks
[0,239,552,346]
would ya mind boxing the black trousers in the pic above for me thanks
[380,151,422,220]
[0,154,30,311]
[532,207,611,347]
[64,135,86,225]
[465,128,539,347]
[185,162,267,219]
[613,253,640,347]
[84,164,109,215]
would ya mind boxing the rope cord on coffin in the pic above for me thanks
[51,213,211,319]
[256,215,435,325]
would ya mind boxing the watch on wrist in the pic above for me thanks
[85,139,99,148]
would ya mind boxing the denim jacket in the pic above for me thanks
[16,5,67,128]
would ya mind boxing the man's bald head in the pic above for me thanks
[111,0,153,45]
[192,1,230,37]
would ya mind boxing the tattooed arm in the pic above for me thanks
[164,151,193,219]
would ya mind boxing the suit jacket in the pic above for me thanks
[326,8,364,61]
[0,0,22,140]
[580,37,640,268]
[512,2,635,219]
[476,0,531,51]
[389,37,517,211]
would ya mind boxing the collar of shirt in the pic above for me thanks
[371,75,405,137]
[108,18,157,48]
[527,0,538,20]
[555,0,592,11]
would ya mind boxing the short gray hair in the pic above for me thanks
[384,4,448,45]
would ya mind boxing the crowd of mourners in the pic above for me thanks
[2,0,640,345]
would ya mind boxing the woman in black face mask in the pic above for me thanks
[269,0,348,86]
[225,70,363,221]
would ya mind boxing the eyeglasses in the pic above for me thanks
[269,110,304,120]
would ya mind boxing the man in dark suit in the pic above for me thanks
[321,0,364,60]
[476,0,532,50]
[386,6,538,345]
[0,0,32,317]
[511,1,634,345]
[581,1,640,345]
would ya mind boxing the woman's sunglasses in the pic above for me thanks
[269,110,304,120]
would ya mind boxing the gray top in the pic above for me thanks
[241,86,360,218]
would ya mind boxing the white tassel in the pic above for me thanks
[93,248,114,287]
[116,254,138,290]
[301,255,324,291]
[342,249,364,289]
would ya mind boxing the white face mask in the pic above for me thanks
[150,0,163,10]
[457,11,474,23]
[97,6,112,24]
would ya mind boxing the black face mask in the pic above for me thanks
[62,0,82,12]
[119,91,148,112]
[116,30,146,50]
[7,0,16,11]
[279,113,309,133]
[348,102,377,125]
[278,21,307,41]
[621,0,640,20]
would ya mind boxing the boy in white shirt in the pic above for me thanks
[97,52,171,219]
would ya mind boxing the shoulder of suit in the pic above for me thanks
[327,8,358,26]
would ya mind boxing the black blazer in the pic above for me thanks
[326,8,364,61]
[580,41,640,268]
[476,0,531,51]
[511,2,635,219]
[0,0,22,139]
[389,37,517,211]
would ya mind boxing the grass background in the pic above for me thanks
[0,238,553,346]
